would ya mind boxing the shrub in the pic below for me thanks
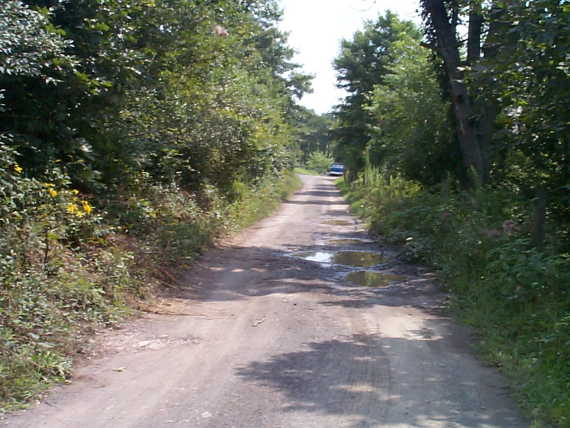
[0,141,140,412]
[306,151,334,175]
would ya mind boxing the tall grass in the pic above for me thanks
[340,168,570,428]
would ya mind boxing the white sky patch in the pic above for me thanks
[278,0,421,114]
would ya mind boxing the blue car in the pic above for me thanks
[328,163,345,176]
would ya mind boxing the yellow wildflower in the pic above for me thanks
[67,203,78,214]
[66,203,85,217]
[72,189,80,195]
[13,164,23,174]
[43,183,54,188]
[81,200,93,215]
[48,188,58,197]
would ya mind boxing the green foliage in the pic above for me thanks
[478,0,570,218]
[305,151,334,175]
[0,1,75,79]
[342,167,421,219]
[0,141,139,411]
[225,170,302,230]
[293,167,320,176]
[418,0,569,216]
[292,107,335,164]
[1,0,308,191]
[367,35,459,185]
[333,12,421,179]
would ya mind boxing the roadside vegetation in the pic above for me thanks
[332,3,569,427]
[0,0,306,412]
[293,108,336,175]
[294,151,335,176]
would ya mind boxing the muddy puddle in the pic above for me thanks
[292,251,335,264]
[344,271,406,287]
[322,219,353,226]
[334,251,384,267]
[327,239,374,246]
[292,250,384,267]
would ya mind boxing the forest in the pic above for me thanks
[1,0,569,426]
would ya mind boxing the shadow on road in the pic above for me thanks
[235,332,524,427]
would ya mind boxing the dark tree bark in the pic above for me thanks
[467,4,483,64]
[422,0,488,185]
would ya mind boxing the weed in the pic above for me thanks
[305,151,334,175]
[293,167,320,176]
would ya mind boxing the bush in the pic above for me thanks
[306,151,334,175]
[0,141,139,412]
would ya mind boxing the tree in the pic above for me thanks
[333,11,421,180]
[421,0,569,228]
[420,0,494,185]
[1,0,311,194]
[292,108,334,164]
[367,34,457,185]
[0,1,74,79]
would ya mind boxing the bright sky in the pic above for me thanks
[278,0,421,114]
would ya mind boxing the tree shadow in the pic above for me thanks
[172,245,337,302]
[170,239,444,319]
[324,208,352,216]
[283,199,344,206]
[295,190,340,197]
[235,333,527,427]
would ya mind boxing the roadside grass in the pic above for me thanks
[0,168,301,414]
[293,167,320,176]
[227,170,302,229]
[338,168,570,428]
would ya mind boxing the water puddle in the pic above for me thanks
[292,250,384,267]
[292,251,335,264]
[327,239,373,246]
[322,219,353,226]
[334,251,384,267]
[345,271,406,287]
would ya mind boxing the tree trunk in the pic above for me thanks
[476,3,509,183]
[423,0,488,185]
[467,4,483,64]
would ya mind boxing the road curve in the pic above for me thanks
[4,175,527,428]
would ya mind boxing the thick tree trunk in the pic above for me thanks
[424,0,488,185]
[477,4,510,182]
[467,5,483,64]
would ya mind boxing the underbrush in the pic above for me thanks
[304,151,334,175]
[0,142,301,413]
[293,167,320,176]
[340,168,570,427]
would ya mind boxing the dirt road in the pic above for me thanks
[5,175,527,427]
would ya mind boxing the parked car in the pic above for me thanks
[328,163,345,176]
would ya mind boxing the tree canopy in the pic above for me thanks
[332,12,420,179]
[1,0,311,194]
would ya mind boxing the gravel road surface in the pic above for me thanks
[5,175,527,428]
